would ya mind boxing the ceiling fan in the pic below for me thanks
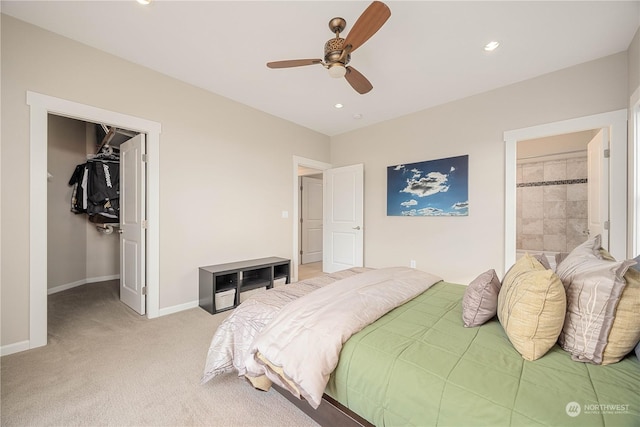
[266,1,391,95]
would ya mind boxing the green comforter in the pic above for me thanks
[326,282,640,426]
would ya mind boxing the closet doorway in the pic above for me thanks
[27,91,161,350]
[47,115,145,314]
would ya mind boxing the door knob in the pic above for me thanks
[352,226,361,230]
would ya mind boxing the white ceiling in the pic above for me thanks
[2,1,639,136]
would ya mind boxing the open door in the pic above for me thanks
[120,134,146,314]
[323,164,364,273]
[587,128,609,249]
[301,176,323,264]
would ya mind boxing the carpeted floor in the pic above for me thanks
[0,280,319,427]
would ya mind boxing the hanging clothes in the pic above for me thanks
[68,156,120,222]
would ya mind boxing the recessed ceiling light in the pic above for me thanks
[484,41,500,52]
[334,103,344,109]
[137,0,151,5]
[353,113,363,120]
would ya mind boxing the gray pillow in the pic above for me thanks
[462,269,501,327]
[532,253,551,270]
[556,236,636,364]
[636,341,640,361]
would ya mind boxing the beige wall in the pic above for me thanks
[330,52,628,285]
[47,115,88,288]
[629,27,640,97]
[1,15,330,346]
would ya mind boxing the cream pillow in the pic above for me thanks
[556,240,635,364]
[462,269,501,327]
[497,254,566,361]
[599,250,640,365]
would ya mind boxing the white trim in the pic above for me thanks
[504,109,628,271]
[47,275,121,295]
[157,300,199,317]
[630,87,640,257]
[1,340,31,357]
[26,91,162,352]
[292,156,332,282]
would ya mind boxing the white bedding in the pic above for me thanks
[245,267,442,408]
[201,267,370,384]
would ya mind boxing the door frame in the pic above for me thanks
[503,109,627,271]
[292,156,331,282]
[27,91,161,349]
[630,87,640,257]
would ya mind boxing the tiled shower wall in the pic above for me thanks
[516,156,588,253]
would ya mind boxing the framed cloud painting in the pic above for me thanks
[387,155,469,216]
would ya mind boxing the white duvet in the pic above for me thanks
[201,268,369,384]
[244,267,442,408]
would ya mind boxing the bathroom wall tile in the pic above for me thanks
[522,186,543,202]
[522,163,543,183]
[567,157,587,179]
[567,200,587,218]
[544,234,567,252]
[522,201,543,219]
[517,165,523,184]
[567,218,588,250]
[544,160,566,181]
[567,183,587,201]
[521,234,544,251]
[522,218,543,235]
[544,201,566,219]
[544,184,567,202]
[544,218,566,235]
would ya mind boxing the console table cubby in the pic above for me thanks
[198,257,290,314]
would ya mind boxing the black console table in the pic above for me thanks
[198,257,290,314]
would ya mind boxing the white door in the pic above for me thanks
[301,176,323,264]
[120,134,146,314]
[587,128,609,249]
[323,164,364,273]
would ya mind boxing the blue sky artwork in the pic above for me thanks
[387,155,469,216]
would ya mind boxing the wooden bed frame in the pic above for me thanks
[272,384,373,427]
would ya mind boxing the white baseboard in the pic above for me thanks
[48,275,120,295]
[1,340,30,357]
[158,300,199,317]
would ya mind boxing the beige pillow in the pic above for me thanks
[462,269,501,327]
[498,254,566,361]
[599,249,640,365]
[556,241,635,364]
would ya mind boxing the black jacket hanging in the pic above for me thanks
[69,159,120,220]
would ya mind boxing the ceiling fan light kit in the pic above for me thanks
[266,1,391,94]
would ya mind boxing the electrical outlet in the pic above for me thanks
[410,260,416,268]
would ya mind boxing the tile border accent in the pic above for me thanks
[517,178,587,188]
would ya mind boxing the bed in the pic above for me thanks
[202,248,640,427]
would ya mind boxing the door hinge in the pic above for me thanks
[142,154,148,162]
[142,286,147,296]
[300,250,303,255]
[604,149,610,158]
[142,220,148,229]
[604,220,610,230]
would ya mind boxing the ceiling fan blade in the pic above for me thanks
[345,66,373,94]
[266,59,323,69]
[343,1,391,53]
